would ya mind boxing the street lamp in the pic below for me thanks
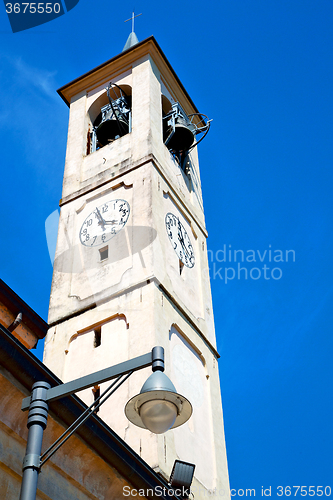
[126,369,192,433]
[19,346,192,500]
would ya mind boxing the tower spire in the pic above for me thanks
[123,12,142,52]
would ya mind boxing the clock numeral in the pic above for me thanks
[87,218,93,226]
[91,236,97,246]
[102,205,108,213]
[118,205,128,218]
[85,234,90,241]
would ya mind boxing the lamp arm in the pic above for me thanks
[22,350,157,411]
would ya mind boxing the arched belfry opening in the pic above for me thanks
[162,94,211,170]
[87,83,132,154]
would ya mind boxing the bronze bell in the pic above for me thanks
[166,115,195,151]
[96,105,129,147]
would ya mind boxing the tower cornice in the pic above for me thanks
[58,154,208,239]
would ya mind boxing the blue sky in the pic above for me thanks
[1,0,332,496]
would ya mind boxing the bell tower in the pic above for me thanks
[44,35,230,498]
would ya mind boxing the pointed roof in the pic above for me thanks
[122,31,139,52]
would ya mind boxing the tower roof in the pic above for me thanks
[122,31,139,51]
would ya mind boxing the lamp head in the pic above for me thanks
[125,370,192,434]
[169,460,196,499]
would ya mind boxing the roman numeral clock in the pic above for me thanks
[44,35,230,499]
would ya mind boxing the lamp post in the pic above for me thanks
[19,346,192,500]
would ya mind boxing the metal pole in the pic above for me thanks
[19,381,50,500]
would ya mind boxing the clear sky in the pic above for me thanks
[1,0,332,497]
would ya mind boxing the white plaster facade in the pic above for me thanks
[43,37,230,499]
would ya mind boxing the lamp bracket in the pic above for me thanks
[22,454,41,472]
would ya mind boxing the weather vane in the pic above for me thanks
[125,11,142,33]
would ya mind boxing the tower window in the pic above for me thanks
[93,386,100,413]
[99,246,108,261]
[94,326,101,348]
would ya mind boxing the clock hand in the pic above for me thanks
[177,221,191,259]
[180,237,191,258]
[94,207,107,229]
[177,221,185,246]
[95,208,119,230]
[102,219,118,225]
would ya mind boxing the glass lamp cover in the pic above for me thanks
[139,399,178,434]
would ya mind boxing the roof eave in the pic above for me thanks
[0,279,48,340]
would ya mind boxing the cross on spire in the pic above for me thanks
[124,11,142,33]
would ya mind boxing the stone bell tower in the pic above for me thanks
[43,34,230,498]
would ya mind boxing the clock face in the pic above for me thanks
[79,199,130,247]
[165,213,195,268]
